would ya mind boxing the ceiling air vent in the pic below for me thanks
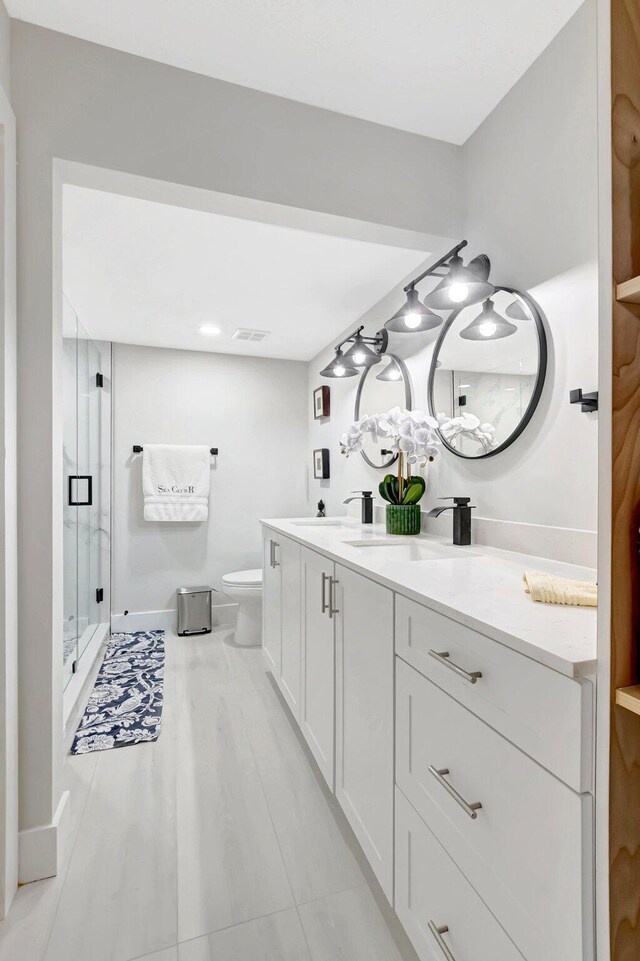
[232,328,270,343]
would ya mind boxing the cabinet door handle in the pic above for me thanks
[429,650,482,684]
[321,572,329,614]
[428,766,482,819]
[428,922,457,961]
[269,540,274,568]
[328,577,339,618]
[272,541,280,567]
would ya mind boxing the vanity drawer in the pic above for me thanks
[395,594,593,792]
[396,658,593,961]
[395,788,524,961]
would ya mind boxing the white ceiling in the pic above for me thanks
[62,185,428,359]
[8,0,583,144]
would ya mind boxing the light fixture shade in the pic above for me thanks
[459,298,518,341]
[319,347,359,378]
[342,335,381,368]
[384,287,443,333]
[424,254,494,310]
[376,357,403,381]
[505,299,531,321]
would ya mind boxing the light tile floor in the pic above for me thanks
[0,630,419,961]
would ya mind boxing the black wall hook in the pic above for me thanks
[569,388,598,413]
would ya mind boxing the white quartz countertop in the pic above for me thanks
[260,517,598,678]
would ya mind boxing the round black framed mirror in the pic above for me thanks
[354,354,412,469]
[427,286,547,459]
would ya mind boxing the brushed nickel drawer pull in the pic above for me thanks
[329,577,339,618]
[321,571,329,614]
[428,922,457,961]
[269,539,274,568]
[272,541,280,567]
[428,766,482,819]
[429,649,482,684]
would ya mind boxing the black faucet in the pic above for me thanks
[343,491,374,524]
[427,497,475,546]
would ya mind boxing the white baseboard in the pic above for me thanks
[110,608,177,634]
[110,602,238,635]
[18,790,70,883]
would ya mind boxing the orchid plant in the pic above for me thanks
[340,408,442,506]
[340,407,497,505]
[437,412,497,453]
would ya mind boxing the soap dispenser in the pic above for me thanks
[316,499,326,517]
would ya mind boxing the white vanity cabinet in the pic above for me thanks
[262,530,282,676]
[300,546,337,789]
[334,564,394,901]
[279,536,302,718]
[262,530,301,718]
[395,789,526,961]
[396,657,592,961]
[260,520,596,961]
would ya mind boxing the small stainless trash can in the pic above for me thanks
[177,586,212,636]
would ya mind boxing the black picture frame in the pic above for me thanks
[313,448,330,479]
[313,385,330,419]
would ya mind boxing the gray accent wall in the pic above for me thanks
[10,18,464,881]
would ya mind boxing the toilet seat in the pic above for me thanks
[222,568,262,589]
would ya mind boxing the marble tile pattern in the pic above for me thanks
[0,630,418,961]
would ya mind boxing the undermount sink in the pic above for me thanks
[291,518,351,528]
[342,537,477,561]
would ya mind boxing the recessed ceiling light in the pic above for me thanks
[199,324,222,336]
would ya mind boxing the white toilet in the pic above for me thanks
[221,568,263,646]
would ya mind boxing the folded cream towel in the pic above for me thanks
[142,444,210,522]
[522,570,597,607]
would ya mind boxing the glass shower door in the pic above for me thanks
[76,326,103,661]
[63,297,105,687]
[63,323,79,689]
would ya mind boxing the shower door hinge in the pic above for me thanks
[96,587,104,604]
[96,372,104,388]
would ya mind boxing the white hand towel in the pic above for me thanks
[142,445,210,522]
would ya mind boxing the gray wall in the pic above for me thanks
[308,2,598,564]
[111,344,308,617]
[10,18,464,875]
[0,0,17,916]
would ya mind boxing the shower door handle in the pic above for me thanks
[68,475,93,506]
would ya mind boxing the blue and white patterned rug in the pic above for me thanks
[71,630,165,755]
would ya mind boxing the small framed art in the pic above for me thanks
[313,448,330,479]
[313,385,330,420]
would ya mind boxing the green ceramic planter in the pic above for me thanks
[386,503,421,536]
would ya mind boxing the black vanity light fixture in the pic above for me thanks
[319,240,500,379]
[320,325,387,379]
[383,240,494,339]
[342,330,381,368]
[376,356,403,381]
[384,286,442,333]
[459,298,518,341]
[424,252,494,310]
[319,345,359,378]
[505,299,531,321]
